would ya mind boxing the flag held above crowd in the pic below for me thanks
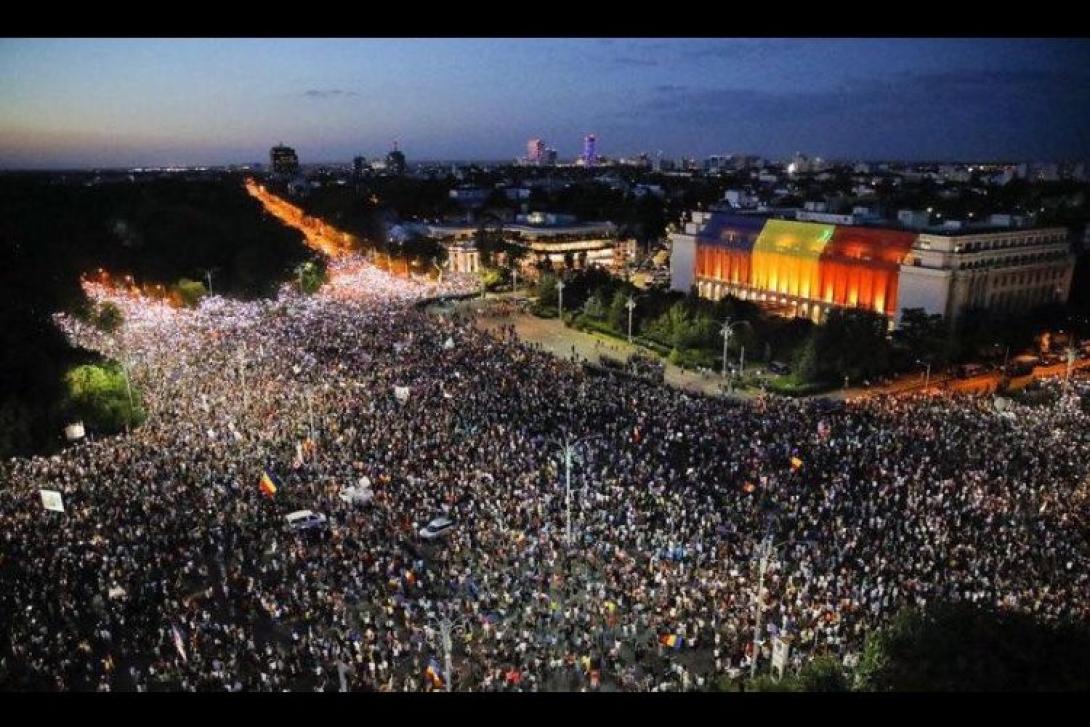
[259,470,281,498]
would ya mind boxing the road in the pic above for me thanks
[244,179,358,258]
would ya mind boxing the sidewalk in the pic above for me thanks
[473,310,754,400]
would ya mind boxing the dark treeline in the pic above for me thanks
[0,173,311,459]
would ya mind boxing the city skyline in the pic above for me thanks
[2,38,1090,169]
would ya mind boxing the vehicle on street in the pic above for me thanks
[418,516,455,540]
[286,510,328,531]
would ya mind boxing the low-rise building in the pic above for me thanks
[670,209,1075,327]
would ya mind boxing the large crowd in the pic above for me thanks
[2,254,1089,692]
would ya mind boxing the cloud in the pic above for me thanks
[302,89,357,99]
[605,68,1090,159]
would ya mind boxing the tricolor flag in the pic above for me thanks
[659,633,684,649]
[790,456,804,471]
[424,658,444,688]
[171,624,188,662]
[259,470,281,498]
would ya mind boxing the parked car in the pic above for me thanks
[418,516,455,540]
[285,510,328,532]
[769,361,790,375]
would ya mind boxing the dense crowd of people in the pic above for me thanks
[2,254,1089,692]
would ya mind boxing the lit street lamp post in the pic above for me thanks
[425,603,469,693]
[626,296,636,343]
[557,279,566,321]
[552,434,603,548]
[721,318,751,382]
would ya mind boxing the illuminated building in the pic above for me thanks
[385,142,406,176]
[527,138,545,164]
[582,134,597,167]
[671,210,1074,325]
[270,144,299,177]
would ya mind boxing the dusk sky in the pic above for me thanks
[2,38,1089,168]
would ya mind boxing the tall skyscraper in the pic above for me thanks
[582,134,597,167]
[527,138,545,164]
[385,141,406,176]
[353,156,367,179]
[270,143,300,177]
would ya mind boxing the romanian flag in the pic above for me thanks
[425,659,444,688]
[259,470,280,498]
[659,634,684,649]
[790,456,804,471]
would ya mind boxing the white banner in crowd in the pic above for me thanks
[64,422,85,441]
[394,386,411,403]
[40,489,65,512]
[444,337,455,350]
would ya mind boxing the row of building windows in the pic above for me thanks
[992,268,1067,288]
[958,249,1069,270]
[956,232,1065,253]
[989,286,1061,311]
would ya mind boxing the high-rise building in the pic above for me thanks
[527,138,545,164]
[270,144,300,177]
[582,134,597,167]
[544,148,558,165]
[353,156,367,179]
[385,141,406,176]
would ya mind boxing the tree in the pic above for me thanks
[536,273,559,307]
[173,278,208,307]
[895,308,950,364]
[854,602,1090,691]
[64,362,145,434]
[795,308,892,384]
[607,289,629,332]
[478,266,503,291]
[582,292,606,319]
[293,258,329,295]
[93,301,124,333]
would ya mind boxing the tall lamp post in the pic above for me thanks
[917,358,932,391]
[1065,346,1077,388]
[557,279,566,322]
[721,318,752,381]
[551,433,603,548]
[425,603,470,693]
[751,532,785,680]
[626,296,637,343]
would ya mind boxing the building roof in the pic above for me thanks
[753,219,835,259]
[825,226,917,266]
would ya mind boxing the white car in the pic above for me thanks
[285,510,328,532]
[338,485,374,506]
[418,516,455,540]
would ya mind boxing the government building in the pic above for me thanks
[670,209,1075,326]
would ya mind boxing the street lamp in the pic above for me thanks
[425,602,470,693]
[557,279,566,321]
[626,296,637,343]
[550,433,603,548]
[917,358,932,391]
[721,318,752,381]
